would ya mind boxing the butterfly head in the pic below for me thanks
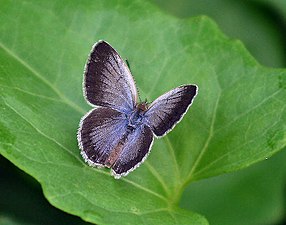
[137,102,148,112]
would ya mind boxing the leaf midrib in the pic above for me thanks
[184,92,221,185]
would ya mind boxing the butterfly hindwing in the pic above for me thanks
[84,41,138,114]
[78,107,128,166]
[144,85,198,137]
[111,125,154,178]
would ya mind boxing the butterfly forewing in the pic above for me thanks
[84,41,138,114]
[144,85,198,137]
[78,108,128,166]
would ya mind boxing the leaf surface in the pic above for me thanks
[0,0,286,224]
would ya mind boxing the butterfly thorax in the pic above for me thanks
[137,102,148,111]
[127,103,148,130]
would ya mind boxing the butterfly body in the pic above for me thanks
[105,104,149,168]
[78,40,198,179]
[127,103,148,128]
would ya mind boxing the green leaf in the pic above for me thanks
[149,1,286,224]
[258,0,286,20]
[0,0,285,224]
[181,149,286,225]
[151,0,286,68]
[0,156,91,225]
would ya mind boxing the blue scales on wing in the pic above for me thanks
[84,41,138,114]
[144,85,198,137]
[111,124,154,178]
[78,107,128,166]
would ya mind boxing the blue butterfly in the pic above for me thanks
[78,41,198,179]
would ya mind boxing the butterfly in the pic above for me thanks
[77,40,198,179]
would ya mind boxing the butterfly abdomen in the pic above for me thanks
[104,108,147,168]
[105,140,125,168]
[104,125,136,167]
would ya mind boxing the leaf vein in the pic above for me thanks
[3,98,84,165]
[144,161,170,196]
[0,42,85,114]
[185,90,221,183]
[214,89,281,133]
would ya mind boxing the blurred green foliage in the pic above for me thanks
[151,1,286,224]
[151,0,286,68]
[0,156,92,225]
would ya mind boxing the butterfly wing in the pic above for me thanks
[84,40,138,113]
[78,107,128,166]
[111,125,154,178]
[144,85,198,137]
